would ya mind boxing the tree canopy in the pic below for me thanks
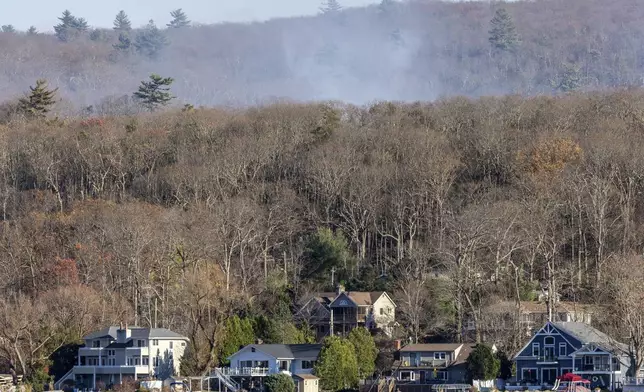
[315,336,359,391]
[466,344,500,382]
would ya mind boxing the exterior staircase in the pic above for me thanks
[208,368,240,392]
[54,369,74,390]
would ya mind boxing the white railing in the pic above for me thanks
[624,377,644,385]
[214,368,241,392]
[54,369,74,389]
[217,367,276,376]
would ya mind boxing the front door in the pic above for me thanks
[542,368,557,385]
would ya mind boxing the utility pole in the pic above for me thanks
[331,267,336,287]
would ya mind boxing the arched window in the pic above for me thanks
[544,336,555,346]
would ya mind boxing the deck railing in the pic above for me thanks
[624,377,644,385]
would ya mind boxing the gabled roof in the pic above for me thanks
[230,344,322,361]
[300,291,396,310]
[82,327,188,341]
[553,322,627,353]
[513,321,626,359]
[400,343,463,353]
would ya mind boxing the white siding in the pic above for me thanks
[229,349,280,372]
[372,294,395,329]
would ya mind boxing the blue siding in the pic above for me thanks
[513,322,615,388]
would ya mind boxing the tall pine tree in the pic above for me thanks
[488,7,520,52]
[113,10,132,31]
[27,26,37,35]
[134,20,168,58]
[18,79,58,118]
[320,0,342,14]
[54,10,88,41]
[1,25,15,33]
[133,74,175,111]
[167,9,190,28]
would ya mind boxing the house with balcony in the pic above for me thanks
[211,344,322,392]
[296,285,396,339]
[54,324,189,390]
[513,321,628,391]
[394,343,475,385]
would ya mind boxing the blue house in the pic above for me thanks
[513,321,629,391]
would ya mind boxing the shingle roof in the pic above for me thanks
[239,344,322,360]
[83,327,188,341]
[293,374,319,380]
[553,322,626,352]
[306,291,389,307]
[400,343,464,352]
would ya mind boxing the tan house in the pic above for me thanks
[296,285,396,338]
[293,374,319,392]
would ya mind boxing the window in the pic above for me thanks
[380,308,384,315]
[93,340,101,348]
[181,342,186,347]
[532,343,540,357]
[585,356,593,365]
[143,357,149,366]
[522,368,537,382]
[153,357,160,367]
[152,339,158,346]
[302,360,314,369]
[559,343,567,357]
[434,352,446,360]
[399,371,414,381]
[169,341,174,349]
[109,358,116,366]
[434,371,448,381]
[280,361,289,371]
[544,336,555,346]
[88,358,99,366]
[137,340,146,347]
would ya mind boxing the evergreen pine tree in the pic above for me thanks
[133,74,175,111]
[89,29,107,41]
[320,0,342,14]
[488,7,520,52]
[17,79,58,118]
[167,9,191,28]
[134,20,169,58]
[113,32,132,52]
[27,26,37,35]
[1,25,16,33]
[54,10,88,41]
[113,10,132,31]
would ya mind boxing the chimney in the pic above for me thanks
[336,284,345,296]
[394,339,402,351]
[116,322,131,343]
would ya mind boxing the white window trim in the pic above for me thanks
[521,368,537,381]
[532,343,540,357]
[434,352,446,360]
[559,343,567,356]
[544,336,555,346]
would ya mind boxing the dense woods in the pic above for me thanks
[1,89,644,378]
[3,0,644,385]
[1,0,644,108]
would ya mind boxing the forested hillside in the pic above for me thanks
[2,90,644,378]
[0,0,643,107]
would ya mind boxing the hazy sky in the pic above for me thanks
[6,0,381,32]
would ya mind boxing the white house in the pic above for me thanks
[212,344,322,392]
[55,324,189,390]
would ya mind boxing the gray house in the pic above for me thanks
[395,343,475,384]
[513,321,629,391]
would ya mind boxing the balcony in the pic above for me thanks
[217,367,284,377]
[401,359,449,368]
[72,365,151,375]
[577,364,613,372]
[536,356,559,364]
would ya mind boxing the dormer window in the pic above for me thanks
[93,340,101,348]
[544,336,555,346]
